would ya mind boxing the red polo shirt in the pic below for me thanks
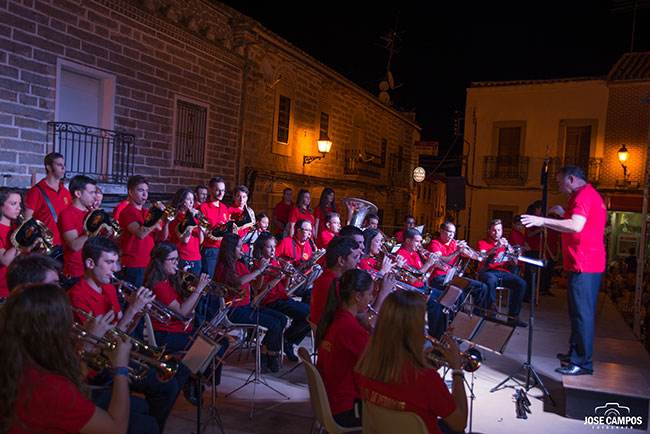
[507,229,526,249]
[261,258,289,306]
[395,230,404,243]
[10,365,95,434]
[396,248,425,288]
[275,236,314,267]
[562,183,606,273]
[288,206,315,237]
[317,309,370,415]
[525,228,542,252]
[169,212,201,261]
[427,239,458,278]
[24,179,71,246]
[310,269,338,326]
[0,221,15,297]
[112,200,129,220]
[314,205,335,232]
[315,229,336,250]
[118,203,155,268]
[151,280,186,333]
[477,238,510,272]
[68,277,122,323]
[215,261,250,307]
[273,200,293,235]
[58,204,88,278]
[199,201,230,248]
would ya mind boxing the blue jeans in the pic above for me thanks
[430,274,489,312]
[266,298,311,345]
[566,271,602,372]
[478,269,526,318]
[228,305,287,352]
[92,390,159,434]
[200,247,219,278]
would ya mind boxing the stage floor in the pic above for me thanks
[164,288,650,434]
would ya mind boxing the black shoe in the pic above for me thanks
[260,353,269,374]
[507,318,528,328]
[183,379,205,406]
[267,354,279,373]
[556,352,570,363]
[284,339,298,362]
[555,364,592,376]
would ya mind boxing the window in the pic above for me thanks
[319,112,329,140]
[497,127,521,158]
[564,125,591,169]
[484,122,528,185]
[487,204,519,236]
[173,99,207,169]
[277,95,291,143]
[271,81,295,157]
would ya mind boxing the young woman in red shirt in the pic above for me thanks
[355,290,468,434]
[0,187,22,297]
[313,187,338,236]
[314,269,374,428]
[287,189,314,238]
[168,188,204,275]
[0,283,131,434]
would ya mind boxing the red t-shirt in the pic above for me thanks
[288,206,315,236]
[395,230,404,243]
[151,280,187,333]
[310,269,338,326]
[199,201,230,248]
[10,365,96,434]
[546,228,560,258]
[215,260,251,307]
[315,229,336,250]
[169,212,201,261]
[356,363,456,434]
[58,204,88,278]
[396,248,425,288]
[68,278,122,322]
[317,309,370,415]
[24,179,71,246]
[118,203,155,268]
[0,221,15,297]
[562,183,606,273]
[314,205,335,233]
[524,228,542,252]
[261,258,289,306]
[427,239,458,278]
[507,229,526,249]
[476,238,510,272]
[272,200,293,235]
[112,200,129,221]
[275,236,314,267]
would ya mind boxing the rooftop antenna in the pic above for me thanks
[377,16,405,104]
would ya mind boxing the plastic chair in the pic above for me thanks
[142,313,159,347]
[362,401,428,434]
[495,278,509,315]
[297,347,361,434]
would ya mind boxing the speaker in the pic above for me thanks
[446,176,466,211]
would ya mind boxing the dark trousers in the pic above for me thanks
[200,247,219,278]
[430,274,490,312]
[478,269,526,318]
[566,271,602,372]
[523,251,540,300]
[180,258,201,275]
[121,266,146,288]
[92,390,159,434]
[266,298,311,345]
[426,287,447,339]
[228,304,287,352]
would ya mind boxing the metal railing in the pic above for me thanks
[482,155,529,185]
[344,149,382,178]
[48,122,135,184]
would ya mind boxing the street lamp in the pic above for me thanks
[303,133,332,166]
[618,144,629,182]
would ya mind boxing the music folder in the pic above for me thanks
[437,276,472,308]
[183,335,222,375]
[450,312,515,355]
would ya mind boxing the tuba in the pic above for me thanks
[83,209,121,238]
[341,197,378,228]
[10,216,63,259]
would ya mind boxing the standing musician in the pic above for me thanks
[68,236,189,432]
[252,233,310,362]
[315,212,341,250]
[394,215,416,243]
[112,193,130,221]
[476,218,527,328]
[214,233,287,373]
[0,187,22,297]
[194,185,208,207]
[287,189,314,238]
[228,185,255,252]
[272,187,293,240]
[118,175,168,288]
[23,152,71,248]
[0,283,132,434]
[355,290,468,434]
[198,177,230,278]
[93,186,104,209]
[314,187,338,236]
[315,269,375,428]
[168,188,204,275]
[58,175,97,284]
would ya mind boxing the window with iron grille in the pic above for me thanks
[174,100,207,169]
[277,95,291,143]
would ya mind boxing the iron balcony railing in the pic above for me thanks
[48,122,135,184]
[482,155,529,185]
[344,149,382,178]
[548,157,602,188]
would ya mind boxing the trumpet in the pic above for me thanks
[425,335,482,372]
[364,250,425,281]
[361,267,431,296]
[111,275,192,326]
[176,267,246,298]
[240,253,296,279]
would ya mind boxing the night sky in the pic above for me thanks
[221,0,649,172]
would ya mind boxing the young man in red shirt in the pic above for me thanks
[507,215,529,277]
[58,175,97,285]
[23,152,71,247]
[118,175,168,288]
[477,219,527,327]
[276,219,316,302]
[394,215,415,243]
[315,212,341,250]
[194,184,208,207]
[363,213,380,230]
[198,177,230,278]
[272,187,293,239]
[522,165,606,375]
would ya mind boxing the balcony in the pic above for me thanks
[482,155,529,186]
[48,122,135,184]
[344,149,382,178]
[548,157,602,189]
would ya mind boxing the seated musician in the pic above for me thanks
[275,219,315,301]
[168,188,204,275]
[215,233,287,373]
[315,212,341,250]
[477,218,527,328]
[0,283,132,434]
[252,233,310,362]
[315,269,374,428]
[427,221,489,311]
[339,225,365,252]
[7,253,61,292]
[58,175,97,285]
[68,236,189,432]
[118,175,168,288]
[394,215,415,244]
[23,152,71,248]
[286,189,314,238]
[355,290,468,434]
[0,187,22,297]
[256,213,271,234]
[360,228,400,274]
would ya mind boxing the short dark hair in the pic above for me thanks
[403,227,421,241]
[513,215,522,223]
[195,184,208,193]
[283,187,292,194]
[44,152,64,170]
[404,215,415,222]
[233,185,249,196]
[557,165,587,181]
[208,177,225,189]
[7,253,61,292]
[339,225,363,238]
[325,236,359,268]
[256,213,269,221]
[69,175,97,197]
[324,212,340,224]
[489,218,502,228]
[440,220,455,231]
[365,213,379,223]
[295,219,311,231]
[127,175,148,191]
[82,236,120,266]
